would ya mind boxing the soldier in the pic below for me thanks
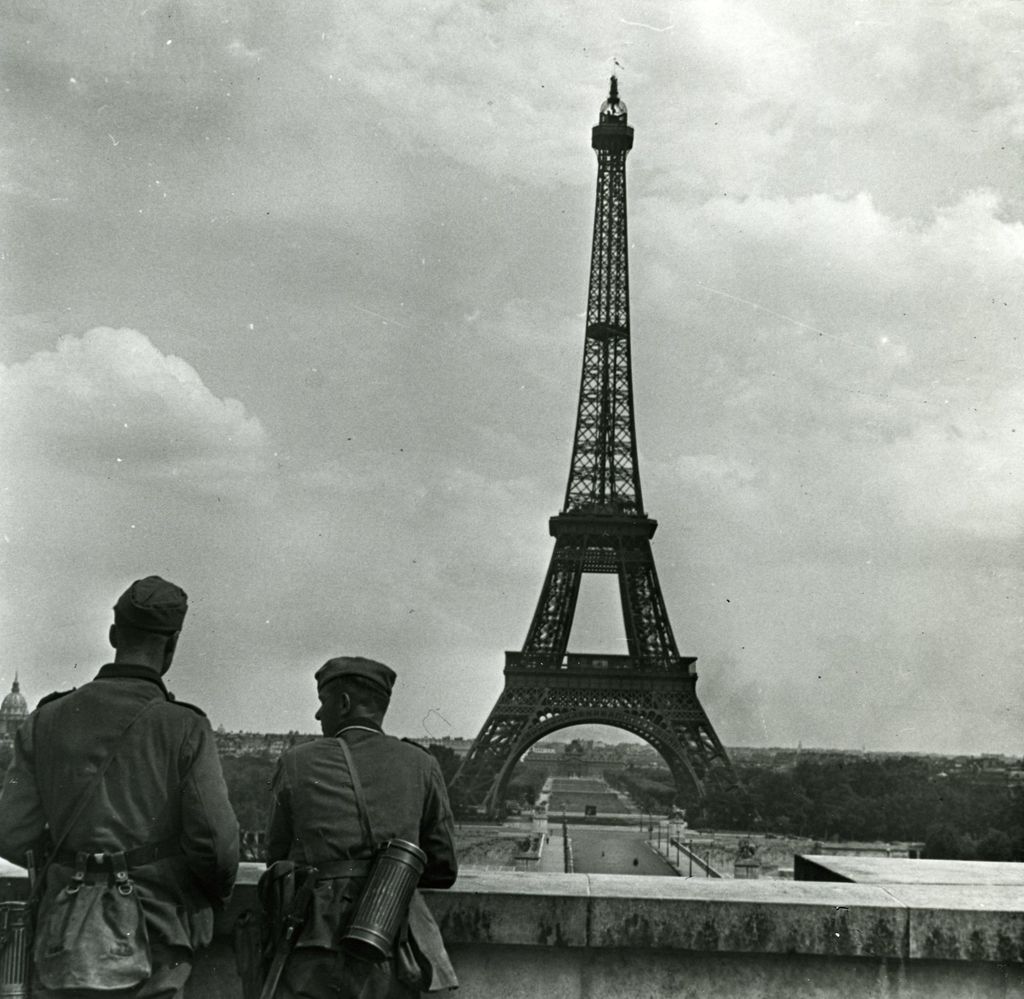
[265,656,458,999]
[0,575,240,999]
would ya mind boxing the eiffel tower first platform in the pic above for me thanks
[451,79,735,818]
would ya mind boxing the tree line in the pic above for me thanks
[606,757,1023,861]
[3,738,1015,862]
[194,750,1024,863]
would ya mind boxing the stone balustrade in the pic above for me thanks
[2,862,1021,998]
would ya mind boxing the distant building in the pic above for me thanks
[416,737,474,758]
[212,731,475,761]
[0,676,28,738]
[213,730,316,758]
[518,739,638,779]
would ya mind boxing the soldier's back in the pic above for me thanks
[280,730,435,853]
[34,673,207,854]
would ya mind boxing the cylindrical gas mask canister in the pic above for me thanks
[0,903,30,999]
[340,840,426,961]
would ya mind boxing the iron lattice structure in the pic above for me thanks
[452,80,734,817]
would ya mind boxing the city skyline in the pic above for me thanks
[2,2,1022,755]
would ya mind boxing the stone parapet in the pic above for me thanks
[796,854,1024,885]
[423,869,1023,965]
[1,863,1021,999]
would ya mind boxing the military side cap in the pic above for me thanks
[316,656,396,698]
[113,576,188,634]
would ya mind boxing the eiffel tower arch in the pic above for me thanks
[456,656,730,816]
[451,79,735,818]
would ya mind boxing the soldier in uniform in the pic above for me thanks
[265,656,458,999]
[0,575,240,999]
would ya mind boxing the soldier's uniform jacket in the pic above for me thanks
[266,724,457,984]
[0,663,240,951]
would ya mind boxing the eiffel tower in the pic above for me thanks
[452,79,734,817]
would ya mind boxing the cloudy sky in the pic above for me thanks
[2,1,1022,755]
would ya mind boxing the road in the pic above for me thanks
[566,824,677,875]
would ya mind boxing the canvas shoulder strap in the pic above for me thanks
[336,736,376,853]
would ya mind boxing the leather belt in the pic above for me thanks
[56,837,182,871]
[315,858,374,879]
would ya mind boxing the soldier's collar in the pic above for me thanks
[333,721,383,737]
[96,663,170,697]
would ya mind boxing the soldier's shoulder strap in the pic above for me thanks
[37,688,75,709]
[165,692,207,717]
[401,737,432,754]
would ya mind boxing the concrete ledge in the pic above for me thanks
[441,946,1024,999]
[795,855,1024,885]
[792,855,1024,963]
[886,884,1024,963]
[2,862,1022,999]
[583,874,906,958]
[422,869,1024,964]
[3,862,1021,964]
[427,871,590,947]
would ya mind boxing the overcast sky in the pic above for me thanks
[2,1,1022,755]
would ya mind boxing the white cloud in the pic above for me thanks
[639,185,1024,379]
[1,326,267,489]
[1,0,258,89]
[633,186,1024,564]
[0,327,276,712]
[883,387,1024,539]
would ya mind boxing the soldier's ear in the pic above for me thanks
[160,632,179,674]
[109,624,118,650]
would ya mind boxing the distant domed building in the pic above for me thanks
[0,676,29,738]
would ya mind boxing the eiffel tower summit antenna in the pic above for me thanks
[452,78,735,818]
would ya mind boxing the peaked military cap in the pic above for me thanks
[316,656,396,698]
[113,576,188,635]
